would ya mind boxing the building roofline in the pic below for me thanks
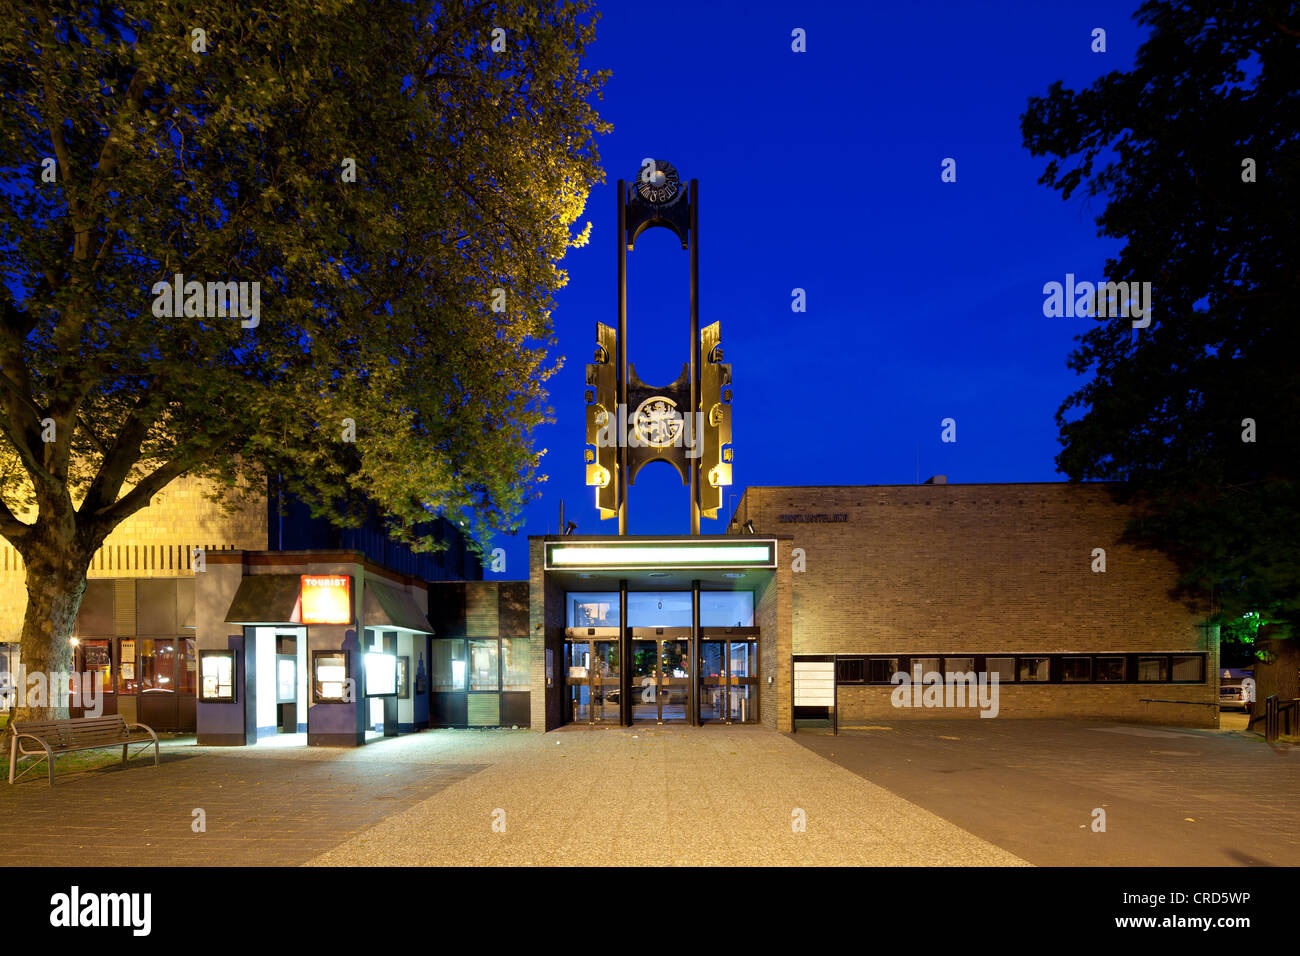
[206,549,428,590]
[735,480,1116,491]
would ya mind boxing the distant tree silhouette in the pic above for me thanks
[1022,2,1298,681]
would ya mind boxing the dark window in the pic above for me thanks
[1018,657,1051,682]
[433,639,466,691]
[1171,655,1203,683]
[1061,657,1091,682]
[1095,657,1125,681]
[1138,656,1168,682]
[910,657,940,679]
[986,657,1015,683]
[869,658,899,683]
[836,658,866,684]
[944,656,975,677]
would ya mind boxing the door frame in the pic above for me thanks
[628,627,692,724]
[700,627,760,725]
[563,635,622,725]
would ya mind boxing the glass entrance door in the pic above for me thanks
[631,638,690,723]
[566,640,620,724]
[700,640,758,723]
[590,640,620,722]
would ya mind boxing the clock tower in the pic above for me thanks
[584,160,733,534]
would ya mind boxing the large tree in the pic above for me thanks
[1021,1,1299,702]
[0,0,608,717]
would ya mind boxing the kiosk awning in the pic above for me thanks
[224,574,301,623]
[364,582,431,633]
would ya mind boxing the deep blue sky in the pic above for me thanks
[489,0,1148,576]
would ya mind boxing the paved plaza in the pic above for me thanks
[796,717,1300,867]
[0,719,1293,867]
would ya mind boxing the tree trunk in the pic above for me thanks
[1249,624,1300,732]
[12,537,91,722]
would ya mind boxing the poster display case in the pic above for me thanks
[199,649,236,702]
[312,650,351,703]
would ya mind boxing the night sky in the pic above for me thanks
[489,0,1149,577]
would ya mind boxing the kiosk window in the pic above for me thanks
[277,656,297,703]
[396,657,410,699]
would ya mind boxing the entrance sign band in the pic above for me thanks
[545,540,776,571]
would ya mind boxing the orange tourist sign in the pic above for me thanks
[300,575,351,625]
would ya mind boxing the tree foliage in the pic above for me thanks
[0,0,608,710]
[1021,1,1300,634]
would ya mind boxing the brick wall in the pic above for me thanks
[734,483,1217,726]
[0,475,267,642]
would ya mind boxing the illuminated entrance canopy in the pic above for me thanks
[545,539,775,571]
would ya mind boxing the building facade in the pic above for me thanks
[1,475,480,736]
[730,481,1217,727]
[2,476,1222,738]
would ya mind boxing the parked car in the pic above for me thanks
[1219,667,1254,711]
[1220,683,1249,710]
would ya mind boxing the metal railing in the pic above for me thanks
[1247,695,1299,742]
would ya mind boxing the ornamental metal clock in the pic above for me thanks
[634,159,681,205]
[585,161,733,534]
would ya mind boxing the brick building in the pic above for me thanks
[3,474,1220,741]
[727,480,1217,727]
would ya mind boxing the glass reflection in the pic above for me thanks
[631,640,658,721]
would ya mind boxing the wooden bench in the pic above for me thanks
[8,715,159,785]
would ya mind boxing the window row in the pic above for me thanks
[834,653,1206,685]
[566,591,755,628]
[71,637,197,695]
[432,637,529,692]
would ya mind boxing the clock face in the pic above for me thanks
[634,159,680,205]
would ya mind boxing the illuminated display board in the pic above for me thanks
[364,652,397,697]
[544,539,776,571]
[300,575,352,625]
